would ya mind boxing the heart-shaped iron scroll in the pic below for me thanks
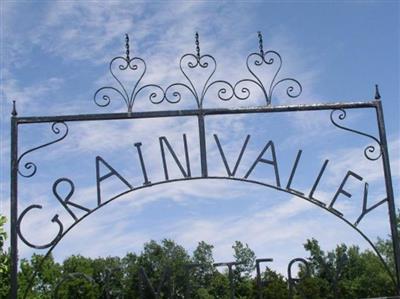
[93,32,302,112]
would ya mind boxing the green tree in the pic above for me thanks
[18,253,61,298]
[208,271,230,299]
[258,268,288,299]
[3,221,398,299]
[56,255,99,299]
[121,252,140,298]
[232,241,256,278]
[232,241,256,298]
[0,215,10,298]
[91,256,124,298]
[300,238,396,298]
[191,241,215,298]
[124,239,191,298]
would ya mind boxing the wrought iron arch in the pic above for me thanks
[9,32,400,298]
[17,176,397,298]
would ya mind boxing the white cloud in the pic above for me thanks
[25,186,384,275]
[2,73,64,114]
[1,2,398,283]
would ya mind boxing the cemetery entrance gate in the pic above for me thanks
[9,33,400,298]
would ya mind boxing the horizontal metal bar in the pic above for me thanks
[15,100,378,124]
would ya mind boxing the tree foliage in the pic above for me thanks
[298,238,395,298]
[0,215,10,298]
[0,214,398,298]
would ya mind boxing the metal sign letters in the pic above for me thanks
[9,32,400,298]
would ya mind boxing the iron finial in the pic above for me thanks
[195,32,200,60]
[375,84,381,100]
[125,33,130,61]
[11,100,17,117]
[258,31,264,56]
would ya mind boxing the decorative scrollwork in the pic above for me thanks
[94,56,165,112]
[330,109,382,160]
[238,51,302,105]
[17,205,63,249]
[204,80,235,102]
[94,32,302,112]
[179,53,216,108]
[17,122,68,178]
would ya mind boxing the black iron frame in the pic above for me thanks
[9,32,400,298]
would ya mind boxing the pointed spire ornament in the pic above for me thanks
[11,100,17,117]
[375,84,381,100]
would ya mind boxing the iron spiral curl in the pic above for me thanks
[330,109,382,161]
[204,80,235,102]
[94,34,302,112]
[17,122,69,178]
[241,51,302,105]
[177,53,216,108]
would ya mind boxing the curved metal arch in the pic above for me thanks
[21,176,396,298]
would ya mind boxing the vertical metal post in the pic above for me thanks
[255,258,273,299]
[214,262,241,299]
[10,113,18,299]
[256,262,262,299]
[227,264,235,299]
[198,112,208,177]
[375,99,400,294]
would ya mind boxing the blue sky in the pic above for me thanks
[1,1,399,275]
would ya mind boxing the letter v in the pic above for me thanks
[214,134,250,177]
